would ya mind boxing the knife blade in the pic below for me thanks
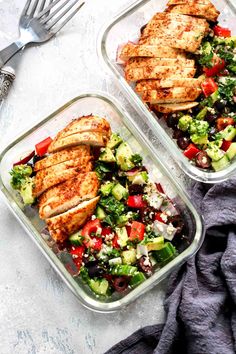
[0,52,22,101]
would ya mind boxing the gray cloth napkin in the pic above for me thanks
[106,178,236,354]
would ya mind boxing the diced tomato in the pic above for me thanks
[129,221,145,241]
[201,78,218,97]
[204,58,225,77]
[70,246,85,271]
[213,25,231,38]
[126,225,132,237]
[91,237,103,251]
[221,140,232,152]
[112,234,120,249]
[154,212,167,223]
[155,183,165,194]
[216,118,235,131]
[184,144,201,160]
[127,195,147,208]
[35,137,52,156]
[81,219,102,249]
[101,227,113,237]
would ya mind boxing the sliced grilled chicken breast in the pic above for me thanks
[118,43,186,61]
[33,156,93,197]
[139,32,203,53]
[142,87,202,104]
[150,12,209,26]
[48,131,109,153]
[167,0,212,5]
[152,102,199,113]
[54,115,111,141]
[39,172,99,219]
[136,78,202,92]
[167,4,219,22]
[34,145,91,172]
[125,66,196,81]
[126,57,195,69]
[47,196,100,242]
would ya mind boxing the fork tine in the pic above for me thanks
[49,2,85,33]
[40,0,72,24]
[38,0,53,16]
[21,0,32,16]
[36,0,62,19]
[45,0,83,30]
[28,0,40,17]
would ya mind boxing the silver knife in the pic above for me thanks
[0,51,22,102]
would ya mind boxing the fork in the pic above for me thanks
[0,0,85,69]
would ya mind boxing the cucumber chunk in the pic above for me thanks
[89,278,109,296]
[111,264,138,276]
[99,147,116,163]
[116,142,135,171]
[226,142,236,161]
[121,249,137,265]
[112,183,128,201]
[100,182,114,196]
[69,232,84,246]
[107,133,123,149]
[130,272,146,288]
[95,206,106,220]
[146,236,165,251]
[211,155,230,171]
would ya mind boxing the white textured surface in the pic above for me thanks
[0,1,186,353]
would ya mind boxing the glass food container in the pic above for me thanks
[99,0,236,183]
[0,92,204,312]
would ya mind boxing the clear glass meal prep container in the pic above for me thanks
[99,0,236,183]
[0,92,204,312]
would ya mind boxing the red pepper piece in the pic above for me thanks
[90,237,103,251]
[204,58,225,77]
[35,137,52,156]
[154,212,167,223]
[221,140,232,152]
[127,195,147,208]
[101,227,113,237]
[112,234,120,249]
[213,25,231,38]
[184,144,201,160]
[129,221,145,241]
[70,246,85,271]
[201,78,218,97]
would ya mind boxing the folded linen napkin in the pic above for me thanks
[106,178,236,354]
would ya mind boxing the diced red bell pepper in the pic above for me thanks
[216,118,235,131]
[81,219,102,249]
[101,227,113,237]
[91,237,103,251]
[204,58,225,77]
[127,195,147,208]
[221,140,232,152]
[184,144,201,160]
[201,78,218,97]
[70,246,85,270]
[35,137,52,156]
[155,183,165,194]
[213,25,231,38]
[154,212,167,223]
[112,234,120,249]
[129,221,145,241]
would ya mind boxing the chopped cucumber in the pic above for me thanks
[152,242,177,266]
[115,227,128,247]
[116,214,129,227]
[111,264,138,276]
[191,134,208,145]
[206,145,225,162]
[116,142,135,171]
[146,236,165,251]
[112,183,128,201]
[108,257,122,266]
[99,147,116,163]
[131,171,148,185]
[121,249,137,265]
[196,107,208,120]
[20,178,35,205]
[100,182,114,196]
[130,272,146,288]
[226,142,236,161]
[69,231,84,246]
[107,133,123,149]
[221,126,236,141]
[212,155,230,171]
[177,115,192,131]
[95,206,106,220]
[89,278,109,296]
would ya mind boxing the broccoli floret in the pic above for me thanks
[178,115,192,131]
[189,120,209,136]
[10,165,35,205]
[10,165,33,190]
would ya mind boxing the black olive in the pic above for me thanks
[191,105,201,115]
[113,277,129,292]
[128,184,144,195]
[206,113,218,124]
[214,100,227,112]
[172,129,186,140]
[33,154,45,165]
[86,261,105,278]
[166,115,178,129]
[177,137,190,150]
[195,151,211,169]
[168,215,184,235]
[138,256,152,274]
[208,126,217,140]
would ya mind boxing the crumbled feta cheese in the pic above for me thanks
[91,215,96,220]
[160,213,168,223]
[96,227,102,235]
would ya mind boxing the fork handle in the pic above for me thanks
[0,67,15,101]
[0,40,25,69]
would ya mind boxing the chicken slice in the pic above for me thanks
[167,4,219,22]
[136,78,202,92]
[39,172,100,219]
[125,66,196,81]
[152,102,199,113]
[46,196,100,243]
[118,43,186,62]
[53,115,111,142]
[34,145,91,172]
[126,57,195,69]
[150,12,209,26]
[139,31,204,53]
[48,131,109,153]
[167,0,212,5]
[142,87,202,103]
[33,156,93,197]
